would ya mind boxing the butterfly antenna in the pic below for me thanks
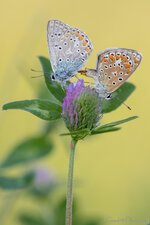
[31,68,50,75]
[31,75,44,78]
[75,74,79,80]
[115,96,131,110]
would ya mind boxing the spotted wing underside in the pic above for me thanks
[47,19,93,73]
[96,48,142,93]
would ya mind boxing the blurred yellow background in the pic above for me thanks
[0,0,150,224]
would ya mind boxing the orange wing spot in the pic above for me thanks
[116,55,120,60]
[127,69,131,74]
[134,58,139,63]
[88,52,91,55]
[65,33,70,37]
[71,32,75,35]
[76,32,80,36]
[125,58,128,62]
[125,64,131,68]
[79,36,84,40]
[83,40,88,46]
[103,57,108,62]
[109,55,114,60]
[121,56,125,60]
[85,47,90,52]
[101,57,104,62]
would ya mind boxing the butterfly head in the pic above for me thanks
[105,93,112,100]
[50,72,74,82]
[51,73,56,81]
[94,82,112,100]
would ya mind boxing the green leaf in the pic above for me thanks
[0,136,53,168]
[0,172,34,190]
[60,129,90,136]
[19,213,47,225]
[3,99,62,121]
[91,127,121,135]
[100,116,138,129]
[38,56,66,103]
[101,82,136,113]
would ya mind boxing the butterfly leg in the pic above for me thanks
[75,74,79,80]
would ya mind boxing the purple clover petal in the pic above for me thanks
[62,79,101,133]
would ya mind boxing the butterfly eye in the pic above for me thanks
[51,74,55,80]
[122,53,126,57]
[59,47,62,50]
[59,58,62,62]
[126,56,130,60]
[105,94,112,100]
[64,42,67,46]
[120,72,123,75]
[66,58,70,62]
[110,52,114,56]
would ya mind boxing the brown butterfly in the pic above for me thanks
[79,48,142,100]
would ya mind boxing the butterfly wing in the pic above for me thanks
[96,48,142,93]
[47,20,93,76]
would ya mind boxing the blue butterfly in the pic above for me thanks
[47,19,93,82]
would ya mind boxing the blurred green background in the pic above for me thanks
[0,0,150,224]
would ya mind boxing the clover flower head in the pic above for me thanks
[62,79,101,135]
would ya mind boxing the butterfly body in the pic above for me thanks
[47,19,93,82]
[51,58,85,81]
[85,68,112,99]
[80,48,142,99]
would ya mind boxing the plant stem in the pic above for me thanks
[65,139,77,225]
